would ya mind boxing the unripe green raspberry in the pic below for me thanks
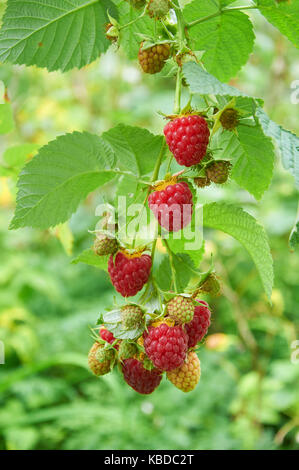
[219,108,239,130]
[121,305,144,330]
[167,351,201,392]
[127,0,146,9]
[93,235,119,256]
[88,342,115,376]
[206,160,231,184]
[138,42,171,74]
[147,0,170,18]
[194,176,211,188]
[118,341,138,360]
[166,295,195,324]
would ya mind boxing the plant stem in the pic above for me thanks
[163,239,178,293]
[187,5,257,28]
[174,67,182,114]
[119,7,147,30]
[151,140,166,182]
[132,141,165,248]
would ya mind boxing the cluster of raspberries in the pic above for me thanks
[88,298,211,394]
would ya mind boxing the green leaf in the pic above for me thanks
[258,0,299,49]
[115,0,156,59]
[232,122,275,200]
[72,248,109,271]
[184,1,254,81]
[212,122,275,199]
[155,252,196,292]
[103,124,164,176]
[183,61,260,104]
[0,0,117,72]
[289,221,299,251]
[256,108,299,189]
[0,102,14,134]
[10,132,117,230]
[203,202,273,299]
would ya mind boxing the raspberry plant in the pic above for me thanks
[1,0,299,394]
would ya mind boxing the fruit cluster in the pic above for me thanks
[88,298,211,394]
[87,19,233,395]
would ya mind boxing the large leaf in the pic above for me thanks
[256,108,299,189]
[203,203,273,299]
[103,124,164,176]
[212,122,275,200]
[10,132,117,230]
[258,0,299,49]
[183,61,260,105]
[232,122,275,200]
[184,1,254,81]
[0,0,116,72]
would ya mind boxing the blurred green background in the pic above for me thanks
[0,10,299,450]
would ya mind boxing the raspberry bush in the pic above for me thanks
[2,0,299,395]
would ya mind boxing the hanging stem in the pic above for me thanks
[119,6,147,30]
[132,141,166,248]
[174,67,182,114]
[163,239,178,293]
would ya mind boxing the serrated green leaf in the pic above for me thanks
[10,132,117,230]
[72,248,109,271]
[256,108,299,189]
[212,122,275,199]
[103,124,164,176]
[203,202,273,299]
[183,61,261,106]
[258,0,299,49]
[289,221,299,251]
[232,122,275,199]
[0,102,14,134]
[0,0,117,72]
[184,1,254,81]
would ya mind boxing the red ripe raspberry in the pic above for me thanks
[108,251,152,297]
[99,327,116,345]
[144,322,188,371]
[164,115,210,167]
[122,358,162,394]
[185,300,211,348]
[148,181,193,232]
